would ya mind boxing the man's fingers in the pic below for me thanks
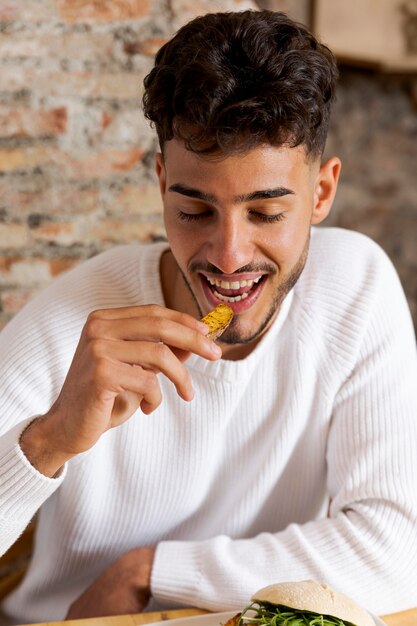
[84,315,219,361]
[93,339,194,401]
[115,362,163,413]
[170,347,193,363]
[86,304,208,334]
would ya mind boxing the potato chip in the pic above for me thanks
[201,304,233,340]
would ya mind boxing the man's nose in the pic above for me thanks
[206,217,254,274]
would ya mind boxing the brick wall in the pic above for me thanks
[325,70,417,327]
[0,0,416,330]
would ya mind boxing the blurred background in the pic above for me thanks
[0,0,416,331]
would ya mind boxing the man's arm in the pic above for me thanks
[17,305,220,479]
[65,546,156,619]
[148,266,417,616]
[63,254,417,619]
[1,301,221,556]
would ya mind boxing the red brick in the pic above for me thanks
[101,112,113,130]
[88,219,165,244]
[0,146,144,178]
[0,68,145,100]
[0,256,24,276]
[0,183,99,216]
[172,0,258,27]
[71,147,144,178]
[0,32,114,62]
[0,107,67,138]
[0,256,21,274]
[109,183,162,216]
[0,146,57,173]
[0,4,19,20]
[0,1,58,22]
[49,258,80,277]
[30,187,99,216]
[97,109,150,146]
[0,224,29,249]
[0,0,58,22]
[0,314,11,331]
[57,0,150,23]
[31,216,165,246]
[124,37,169,56]
[1,288,36,314]
[0,258,51,286]
[0,66,30,95]
[31,222,79,246]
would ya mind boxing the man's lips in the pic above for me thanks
[199,272,267,312]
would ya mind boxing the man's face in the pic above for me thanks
[157,139,339,348]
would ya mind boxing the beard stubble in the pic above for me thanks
[176,236,310,346]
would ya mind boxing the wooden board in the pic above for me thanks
[313,0,417,71]
[18,606,417,626]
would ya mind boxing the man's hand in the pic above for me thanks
[20,305,222,477]
[65,545,156,619]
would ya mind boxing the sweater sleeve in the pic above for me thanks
[0,290,72,556]
[151,252,417,615]
[0,419,67,555]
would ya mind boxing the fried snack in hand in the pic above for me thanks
[201,304,233,340]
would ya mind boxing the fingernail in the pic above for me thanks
[210,342,222,357]
[186,385,195,401]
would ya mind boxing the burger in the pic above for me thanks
[227,580,375,626]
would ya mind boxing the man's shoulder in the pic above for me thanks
[309,226,390,268]
[295,226,403,341]
[303,227,395,292]
[0,242,168,341]
[64,241,165,279]
[288,227,415,393]
[43,241,167,298]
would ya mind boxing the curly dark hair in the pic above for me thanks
[142,10,338,158]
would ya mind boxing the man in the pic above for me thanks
[1,9,417,624]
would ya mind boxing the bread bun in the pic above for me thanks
[252,580,374,626]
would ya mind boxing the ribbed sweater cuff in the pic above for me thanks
[0,418,67,521]
[151,540,203,608]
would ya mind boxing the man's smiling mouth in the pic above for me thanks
[200,273,267,305]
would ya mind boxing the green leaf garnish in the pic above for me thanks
[238,601,356,626]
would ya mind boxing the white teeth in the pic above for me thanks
[213,289,249,303]
[206,276,262,290]
[205,275,264,303]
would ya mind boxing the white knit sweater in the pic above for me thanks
[1,227,417,624]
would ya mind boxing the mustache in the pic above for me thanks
[189,261,277,276]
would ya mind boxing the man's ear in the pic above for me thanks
[311,156,341,225]
[155,152,166,196]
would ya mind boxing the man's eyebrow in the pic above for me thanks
[236,187,294,202]
[168,184,217,204]
[168,183,294,204]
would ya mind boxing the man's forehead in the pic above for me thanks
[162,137,306,159]
[161,139,315,193]
[163,139,312,169]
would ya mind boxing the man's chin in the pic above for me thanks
[217,315,274,346]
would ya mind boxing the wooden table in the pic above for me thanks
[23,605,417,626]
